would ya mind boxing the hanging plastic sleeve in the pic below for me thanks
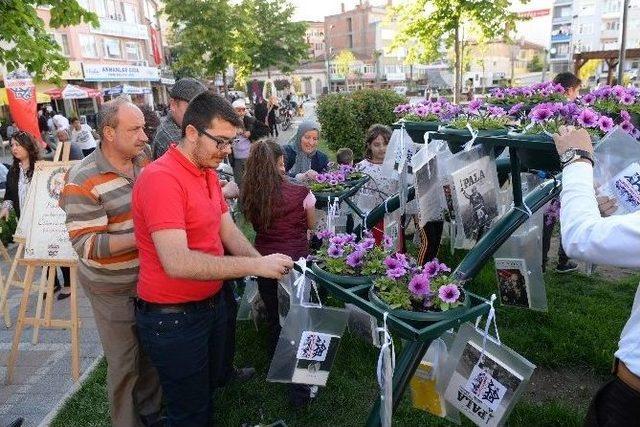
[326,197,339,234]
[474,294,502,363]
[376,312,396,427]
[463,123,479,152]
[293,257,322,308]
[398,122,408,216]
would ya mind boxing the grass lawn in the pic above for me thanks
[52,223,638,426]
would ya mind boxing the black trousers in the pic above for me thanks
[542,216,569,267]
[256,277,280,356]
[54,267,71,288]
[221,280,239,382]
[584,377,640,426]
[269,123,278,137]
[418,221,444,265]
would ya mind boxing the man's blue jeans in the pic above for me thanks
[136,298,227,427]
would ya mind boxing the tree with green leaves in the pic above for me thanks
[236,0,309,77]
[163,0,242,93]
[335,50,356,92]
[0,1,97,80]
[390,0,526,102]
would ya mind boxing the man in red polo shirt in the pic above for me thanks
[132,92,293,426]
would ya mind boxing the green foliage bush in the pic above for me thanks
[316,89,406,160]
[0,211,17,246]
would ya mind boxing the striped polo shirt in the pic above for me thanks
[60,146,148,295]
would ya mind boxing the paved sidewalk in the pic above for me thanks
[0,243,103,427]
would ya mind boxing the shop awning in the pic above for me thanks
[44,84,102,100]
[102,84,152,96]
[0,88,51,106]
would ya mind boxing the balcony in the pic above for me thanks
[550,53,570,61]
[90,17,149,40]
[601,29,620,40]
[551,33,572,43]
[552,15,572,24]
[554,0,573,5]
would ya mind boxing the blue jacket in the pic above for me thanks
[284,145,329,177]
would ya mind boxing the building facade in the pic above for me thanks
[305,21,326,59]
[34,0,173,120]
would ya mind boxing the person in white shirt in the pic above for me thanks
[69,117,97,157]
[553,126,640,426]
[52,112,70,131]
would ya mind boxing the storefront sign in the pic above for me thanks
[83,64,160,82]
[61,61,84,80]
[160,68,175,85]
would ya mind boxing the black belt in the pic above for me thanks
[135,293,221,314]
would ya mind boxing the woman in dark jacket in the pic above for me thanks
[284,119,329,181]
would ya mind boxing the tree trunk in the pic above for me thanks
[453,24,461,103]
[267,67,271,79]
[222,69,228,97]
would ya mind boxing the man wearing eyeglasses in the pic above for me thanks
[132,92,294,426]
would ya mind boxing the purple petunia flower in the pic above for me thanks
[508,102,524,116]
[612,85,627,98]
[346,250,365,268]
[408,274,431,296]
[468,99,483,114]
[383,256,402,270]
[598,115,615,133]
[621,110,632,122]
[316,229,334,240]
[386,266,407,279]
[621,93,636,105]
[530,105,553,122]
[327,244,344,258]
[487,106,506,117]
[581,93,596,104]
[330,235,347,246]
[438,284,461,304]
[577,108,599,127]
[356,238,375,252]
[422,258,450,278]
[621,120,634,133]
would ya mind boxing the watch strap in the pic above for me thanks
[562,148,594,167]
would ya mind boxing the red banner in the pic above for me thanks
[4,71,45,148]
[150,27,163,65]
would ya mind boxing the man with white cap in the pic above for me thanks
[152,78,207,159]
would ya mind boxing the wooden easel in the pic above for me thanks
[5,143,81,383]
[0,142,71,326]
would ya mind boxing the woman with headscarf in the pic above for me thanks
[284,120,329,182]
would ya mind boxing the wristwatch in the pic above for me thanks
[559,148,594,168]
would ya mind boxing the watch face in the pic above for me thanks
[560,149,575,163]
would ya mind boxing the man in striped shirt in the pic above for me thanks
[60,97,162,427]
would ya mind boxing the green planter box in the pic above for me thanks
[439,127,509,154]
[368,287,471,327]
[506,131,561,172]
[311,262,372,288]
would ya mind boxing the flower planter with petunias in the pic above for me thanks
[579,84,640,131]
[393,98,461,143]
[310,164,367,199]
[368,254,469,325]
[509,102,632,172]
[310,230,395,287]
[438,100,512,154]
[486,81,567,111]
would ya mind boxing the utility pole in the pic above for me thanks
[324,24,335,94]
[618,0,630,84]
[541,48,548,82]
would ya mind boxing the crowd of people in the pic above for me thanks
[0,71,638,426]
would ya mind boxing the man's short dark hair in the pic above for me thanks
[553,72,582,90]
[181,92,242,137]
[70,117,79,124]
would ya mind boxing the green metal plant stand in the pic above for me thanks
[304,132,562,426]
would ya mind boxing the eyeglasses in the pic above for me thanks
[197,128,234,149]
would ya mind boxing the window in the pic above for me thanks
[347,17,352,32]
[79,34,98,57]
[55,33,70,56]
[579,0,596,16]
[578,23,593,35]
[104,38,121,58]
[95,0,106,16]
[125,41,141,60]
[604,20,620,31]
[122,2,136,23]
[348,34,353,48]
[604,0,621,13]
